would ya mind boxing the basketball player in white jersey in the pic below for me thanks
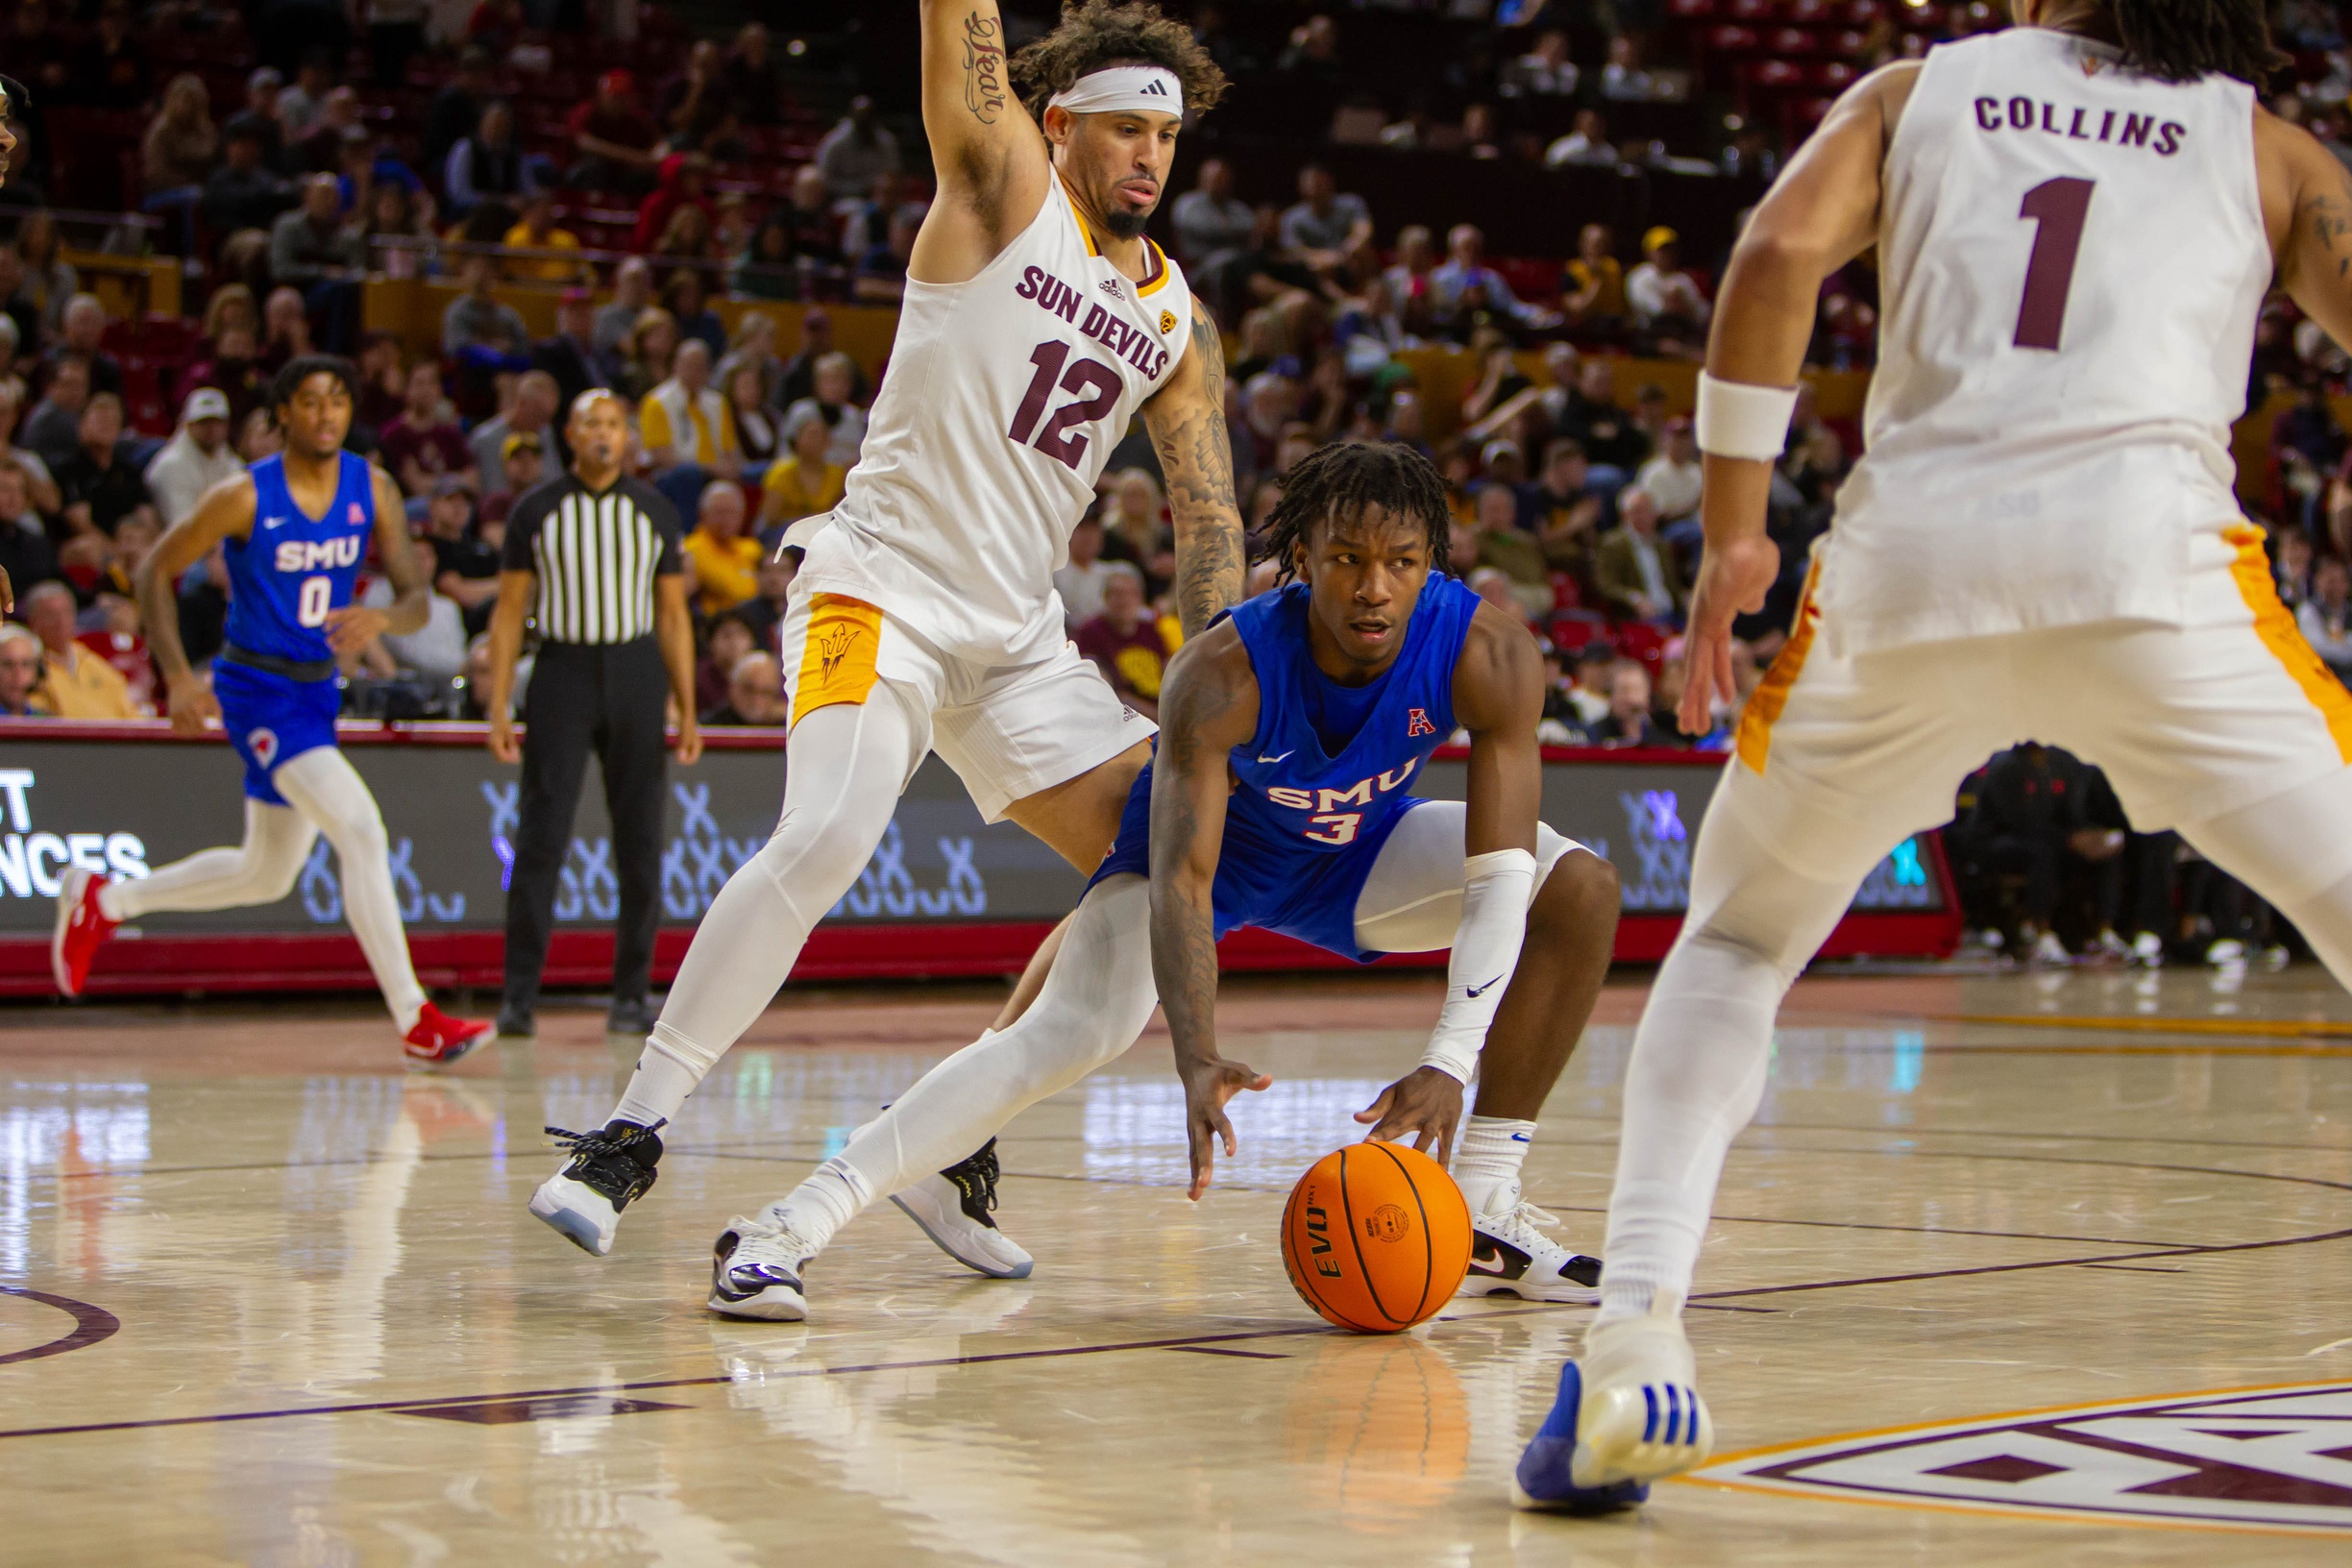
[529,1,1246,1256]
[1516,0,2352,1511]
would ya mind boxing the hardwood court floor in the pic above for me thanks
[3,963,2350,1563]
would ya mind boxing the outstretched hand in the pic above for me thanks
[1179,1054,1273,1201]
[1355,1066,1464,1164]
[1678,532,1779,736]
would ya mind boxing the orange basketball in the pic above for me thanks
[1280,1141,1472,1333]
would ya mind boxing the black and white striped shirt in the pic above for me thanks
[501,475,685,644]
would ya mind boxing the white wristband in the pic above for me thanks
[1421,847,1538,1086]
[1695,371,1799,461]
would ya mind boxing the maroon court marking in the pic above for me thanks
[0,1287,120,1367]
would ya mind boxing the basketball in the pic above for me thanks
[1280,1141,1473,1334]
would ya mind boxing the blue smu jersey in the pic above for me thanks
[1223,574,1479,856]
[222,452,376,665]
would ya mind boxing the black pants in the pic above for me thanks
[504,638,670,1014]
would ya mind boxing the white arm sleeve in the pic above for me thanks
[1420,847,1538,1085]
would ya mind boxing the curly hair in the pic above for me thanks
[267,353,361,417]
[1011,0,1229,120]
[1259,441,1454,585]
[2110,0,2283,85]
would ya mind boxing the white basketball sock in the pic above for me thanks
[762,1158,870,1251]
[604,693,923,1129]
[1451,1115,1535,1219]
[105,797,316,921]
[272,748,427,1032]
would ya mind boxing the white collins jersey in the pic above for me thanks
[1817,27,2267,656]
[796,169,1191,665]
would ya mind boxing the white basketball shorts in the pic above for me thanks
[776,589,1155,823]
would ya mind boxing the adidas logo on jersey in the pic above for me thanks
[1099,277,1123,300]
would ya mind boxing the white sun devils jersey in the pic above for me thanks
[796,168,1191,665]
[1815,27,2268,656]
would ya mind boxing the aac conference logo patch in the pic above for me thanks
[1691,1382,2352,1532]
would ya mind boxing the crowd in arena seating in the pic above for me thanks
[0,0,2345,964]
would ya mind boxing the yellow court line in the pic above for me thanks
[1952,1012,2352,1039]
[1681,1474,2352,1539]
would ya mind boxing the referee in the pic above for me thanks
[486,389,701,1038]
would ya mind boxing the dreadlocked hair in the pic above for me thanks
[1259,441,1453,585]
[1011,0,1230,120]
[2109,0,2283,86]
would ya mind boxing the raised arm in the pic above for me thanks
[1147,623,1269,1199]
[1144,295,1246,637]
[135,470,256,736]
[1678,61,1914,735]
[910,0,1050,284]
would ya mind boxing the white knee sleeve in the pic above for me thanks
[109,797,317,919]
[828,875,1158,1204]
[272,747,424,1029]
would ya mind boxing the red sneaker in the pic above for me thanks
[404,1002,493,1065]
[52,869,118,997]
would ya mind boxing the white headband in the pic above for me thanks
[1046,65,1183,118]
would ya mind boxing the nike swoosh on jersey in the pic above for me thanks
[1464,974,1505,999]
[259,515,291,529]
[1258,749,1294,764]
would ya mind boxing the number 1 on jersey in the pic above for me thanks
[1008,340,1123,471]
[2013,176,2095,352]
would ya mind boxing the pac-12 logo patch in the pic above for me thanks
[248,727,280,766]
[1406,708,1435,738]
[1159,309,1177,334]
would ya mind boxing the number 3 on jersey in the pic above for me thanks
[296,575,332,627]
[1008,340,1121,470]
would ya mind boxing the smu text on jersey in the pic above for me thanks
[270,535,365,574]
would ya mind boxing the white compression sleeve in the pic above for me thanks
[1421,847,1537,1085]
[270,747,427,1032]
[612,690,924,1129]
[770,875,1161,1250]
[106,797,317,920]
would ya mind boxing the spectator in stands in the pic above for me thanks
[2272,380,2345,527]
[0,463,54,598]
[815,95,900,200]
[224,67,288,176]
[594,257,656,364]
[355,180,431,273]
[22,580,138,717]
[1526,437,1607,576]
[2276,526,2315,608]
[1053,509,1116,627]
[567,69,661,195]
[471,369,558,496]
[1564,223,1629,338]
[141,73,219,256]
[782,353,867,470]
[1595,486,1683,625]
[1546,108,1616,169]
[612,306,677,403]
[57,392,156,543]
[184,323,267,433]
[779,164,844,279]
[270,175,364,351]
[1636,416,1703,527]
[294,86,366,176]
[261,285,317,370]
[693,613,756,716]
[1379,225,1441,340]
[658,39,744,162]
[1458,103,1504,161]
[641,337,740,478]
[702,649,787,727]
[417,471,502,632]
[757,408,845,542]
[733,210,801,303]
[533,288,601,413]
[1600,35,1663,102]
[465,0,528,59]
[725,363,776,467]
[1099,465,1170,586]
[424,47,497,179]
[446,101,540,216]
[0,248,38,364]
[1504,29,1580,98]
[633,151,714,254]
[1558,356,1646,472]
[1461,332,1532,431]
[443,255,533,377]
[682,478,759,615]
[663,267,725,358]
[0,622,41,717]
[853,208,919,305]
[722,21,784,125]
[2299,554,2352,684]
[20,354,85,470]
[236,405,281,463]
[1170,157,1254,280]
[729,551,794,653]
[143,387,238,528]
[64,0,147,112]
[0,381,58,512]
[650,203,715,267]
[778,307,864,406]
[1279,163,1373,292]
[718,312,782,409]
[502,190,583,284]
[1431,224,1558,333]
[202,122,294,237]
[277,50,336,141]
[1277,12,1344,90]
[480,429,542,531]
[1588,658,1663,747]
[841,169,926,260]
[1076,562,1171,720]
[13,210,75,340]
[1626,227,1711,352]
[379,361,476,496]
[358,531,467,684]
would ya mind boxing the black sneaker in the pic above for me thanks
[606,995,658,1036]
[527,1119,666,1257]
[495,1007,535,1038]
[890,1139,1035,1278]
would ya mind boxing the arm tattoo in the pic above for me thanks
[2310,182,2352,282]
[961,12,1007,125]
[1153,300,1245,638]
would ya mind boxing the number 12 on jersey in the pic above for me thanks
[2013,176,2095,353]
[1008,340,1122,471]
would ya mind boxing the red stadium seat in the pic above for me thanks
[1742,59,1807,88]
[1727,0,1778,21]
[1829,28,1872,57]
[1784,0,1835,24]
[1703,24,1763,55]
[1843,0,1886,21]
[1769,27,1824,55]
[1612,621,1669,670]
[1668,0,1721,16]
[1812,61,1858,89]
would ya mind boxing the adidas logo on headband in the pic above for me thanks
[1047,64,1184,116]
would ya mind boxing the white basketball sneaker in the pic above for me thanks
[1459,1200,1601,1303]
[1514,1292,1713,1512]
[708,1214,821,1321]
[527,1120,665,1257]
[891,1139,1034,1279]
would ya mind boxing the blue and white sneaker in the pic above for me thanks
[707,1215,820,1321]
[1513,1295,1712,1511]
